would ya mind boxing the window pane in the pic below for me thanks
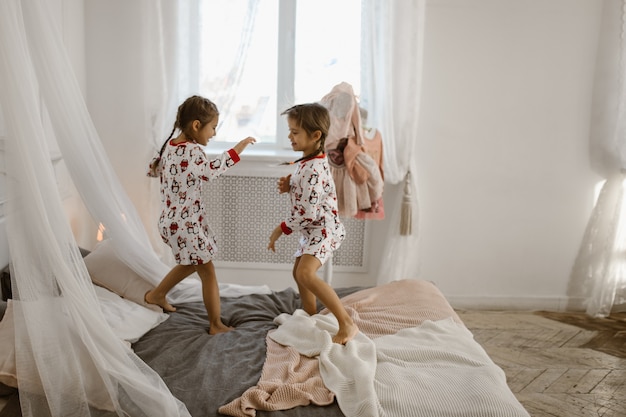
[200,1,278,144]
[294,0,361,103]
[199,0,361,146]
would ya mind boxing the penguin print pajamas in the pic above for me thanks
[280,155,345,265]
[157,141,240,265]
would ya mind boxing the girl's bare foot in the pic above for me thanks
[332,321,358,345]
[145,290,176,312]
[208,321,234,335]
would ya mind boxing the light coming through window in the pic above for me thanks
[199,0,361,149]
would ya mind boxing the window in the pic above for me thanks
[199,0,361,149]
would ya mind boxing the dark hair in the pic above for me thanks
[281,103,330,164]
[150,95,219,172]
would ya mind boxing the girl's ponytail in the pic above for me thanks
[148,125,176,177]
[280,142,324,165]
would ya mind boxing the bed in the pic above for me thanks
[0,266,530,417]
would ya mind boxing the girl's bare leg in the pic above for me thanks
[145,264,195,312]
[293,257,317,315]
[195,261,233,335]
[295,255,358,344]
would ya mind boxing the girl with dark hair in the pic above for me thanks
[268,103,358,344]
[146,95,256,334]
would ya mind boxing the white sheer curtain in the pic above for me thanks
[572,0,626,317]
[141,1,260,264]
[141,0,201,262]
[360,0,426,284]
[0,0,194,415]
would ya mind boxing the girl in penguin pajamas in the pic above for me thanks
[268,103,358,345]
[146,95,256,334]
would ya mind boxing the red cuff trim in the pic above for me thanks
[280,222,293,235]
[227,148,241,163]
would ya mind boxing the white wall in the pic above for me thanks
[81,0,605,310]
[404,0,603,310]
[83,1,155,247]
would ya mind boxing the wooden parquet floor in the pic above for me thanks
[457,310,626,417]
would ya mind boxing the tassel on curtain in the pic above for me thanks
[400,171,413,236]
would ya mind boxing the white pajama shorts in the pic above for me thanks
[294,224,345,265]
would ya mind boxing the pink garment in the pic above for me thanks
[321,82,384,218]
[356,128,385,220]
[320,82,367,184]
[320,82,363,150]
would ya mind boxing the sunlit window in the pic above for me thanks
[199,0,361,148]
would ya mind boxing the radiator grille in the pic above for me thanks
[202,176,365,269]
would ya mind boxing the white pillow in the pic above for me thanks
[94,285,169,343]
[84,239,161,312]
[0,285,169,391]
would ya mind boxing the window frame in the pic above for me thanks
[198,0,361,153]
[275,0,296,150]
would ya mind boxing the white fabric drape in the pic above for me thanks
[573,0,626,317]
[14,0,203,306]
[142,1,260,265]
[142,0,202,263]
[360,0,426,284]
[0,0,192,416]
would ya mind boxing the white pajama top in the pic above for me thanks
[281,155,345,262]
[155,140,239,265]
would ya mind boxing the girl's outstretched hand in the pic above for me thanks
[268,225,283,252]
[277,175,291,194]
[233,136,257,155]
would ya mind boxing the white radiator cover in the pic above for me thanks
[202,175,366,270]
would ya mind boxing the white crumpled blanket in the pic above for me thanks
[270,311,530,417]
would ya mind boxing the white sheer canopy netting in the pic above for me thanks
[0,0,193,415]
